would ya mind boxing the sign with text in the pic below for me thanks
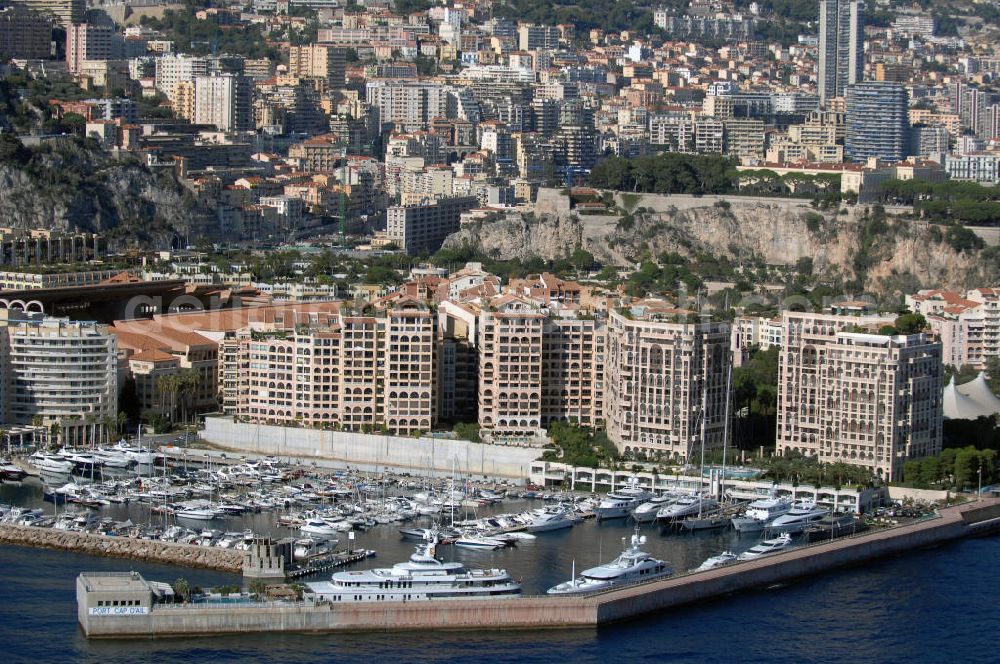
[89,606,149,616]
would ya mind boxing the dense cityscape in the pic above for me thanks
[0,0,998,658]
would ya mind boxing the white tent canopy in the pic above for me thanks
[944,373,1000,420]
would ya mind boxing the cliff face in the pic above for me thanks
[0,139,213,246]
[442,191,1000,294]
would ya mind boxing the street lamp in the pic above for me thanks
[978,464,983,502]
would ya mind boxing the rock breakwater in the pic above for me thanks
[0,524,243,573]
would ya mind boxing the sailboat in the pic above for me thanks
[680,360,734,533]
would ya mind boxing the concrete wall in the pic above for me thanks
[888,486,951,503]
[0,524,243,572]
[202,417,541,479]
[82,597,598,637]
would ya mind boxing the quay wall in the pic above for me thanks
[201,417,541,479]
[82,597,598,637]
[0,525,243,573]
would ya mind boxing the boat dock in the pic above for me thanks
[76,499,1000,638]
[285,549,376,579]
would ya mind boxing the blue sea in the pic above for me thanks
[1,535,996,664]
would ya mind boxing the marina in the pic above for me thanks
[73,499,1000,637]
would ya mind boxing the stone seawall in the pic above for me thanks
[0,525,243,573]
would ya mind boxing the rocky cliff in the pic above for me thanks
[442,191,1000,293]
[0,138,213,246]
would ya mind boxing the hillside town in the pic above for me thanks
[0,0,996,491]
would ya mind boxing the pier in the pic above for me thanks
[76,499,1000,638]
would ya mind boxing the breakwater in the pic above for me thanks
[0,525,243,573]
[77,499,1000,638]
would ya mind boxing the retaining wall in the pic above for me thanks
[201,417,541,479]
[0,525,243,573]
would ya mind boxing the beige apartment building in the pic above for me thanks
[477,297,546,442]
[232,301,436,435]
[907,288,1000,370]
[604,305,731,460]
[777,311,943,481]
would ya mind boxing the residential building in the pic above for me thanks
[845,82,909,163]
[0,312,117,446]
[66,21,113,75]
[194,74,253,132]
[0,6,50,59]
[776,311,943,481]
[818,0,864,104]
[517,24,559,51]
[386,196,478,255]
[287,44,346,87]
[9,0,82,26]
[604,304,730,460]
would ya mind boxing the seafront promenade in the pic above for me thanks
[76,499,1000,638]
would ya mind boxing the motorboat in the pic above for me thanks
[113,441,157,466]
[306,535,521,602]
[524,507,574,533]
[547,529,672,594]
[595,477,654,521]
[767,502,830,534]
[29,452,74,474]
[176,507,219,521]
[656,495,718,523]
[737,533,794,560]
[300,519,341,537]
[696,551,739,571]
[92,449,136,470]
[454,533,506,549]
[0,460,27,481]
[294,537,337,560]
[631,494,676,523]
[731,497,793,533]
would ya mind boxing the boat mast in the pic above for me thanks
[720,353,733,503]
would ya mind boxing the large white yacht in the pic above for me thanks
[655,494,718,523]
[767,501,830,534]
[731,497,793,533]
[696,550,739,572]
[737,533,793,560]
[631,494,677,523]
[595,478,654,521]
[29,452,74,474]
[307,536,521,602]
[547,530,672,594]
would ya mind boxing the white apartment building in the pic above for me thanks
[0,312,117,445]
[154,54,208,98]
[194,74,253,132]
[604,305,731,460]
[365,81,458,132]
[777,311,943,481]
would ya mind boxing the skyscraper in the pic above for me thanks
[818,0,864,104]
[845,81,909,162]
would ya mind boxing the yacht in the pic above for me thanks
[306,536,521,602]
[547,530,672,594]
[524,507,574,533]
[737,533,793,560]
[696,551,739,572]
[595,478,654,521]
[656,495,718,523]
[0,460,27,481]
[767,502,830,534]
[29,452,74,474]
[92,449,136,470]
[454,533,506,549]
[804,513,868,542]
[300,519,340,537]
[731,497,793,534]
[631,494,676,523]
[112,441,156,466]
[176,507,219,521]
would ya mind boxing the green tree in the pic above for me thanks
[893,312,928,335]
